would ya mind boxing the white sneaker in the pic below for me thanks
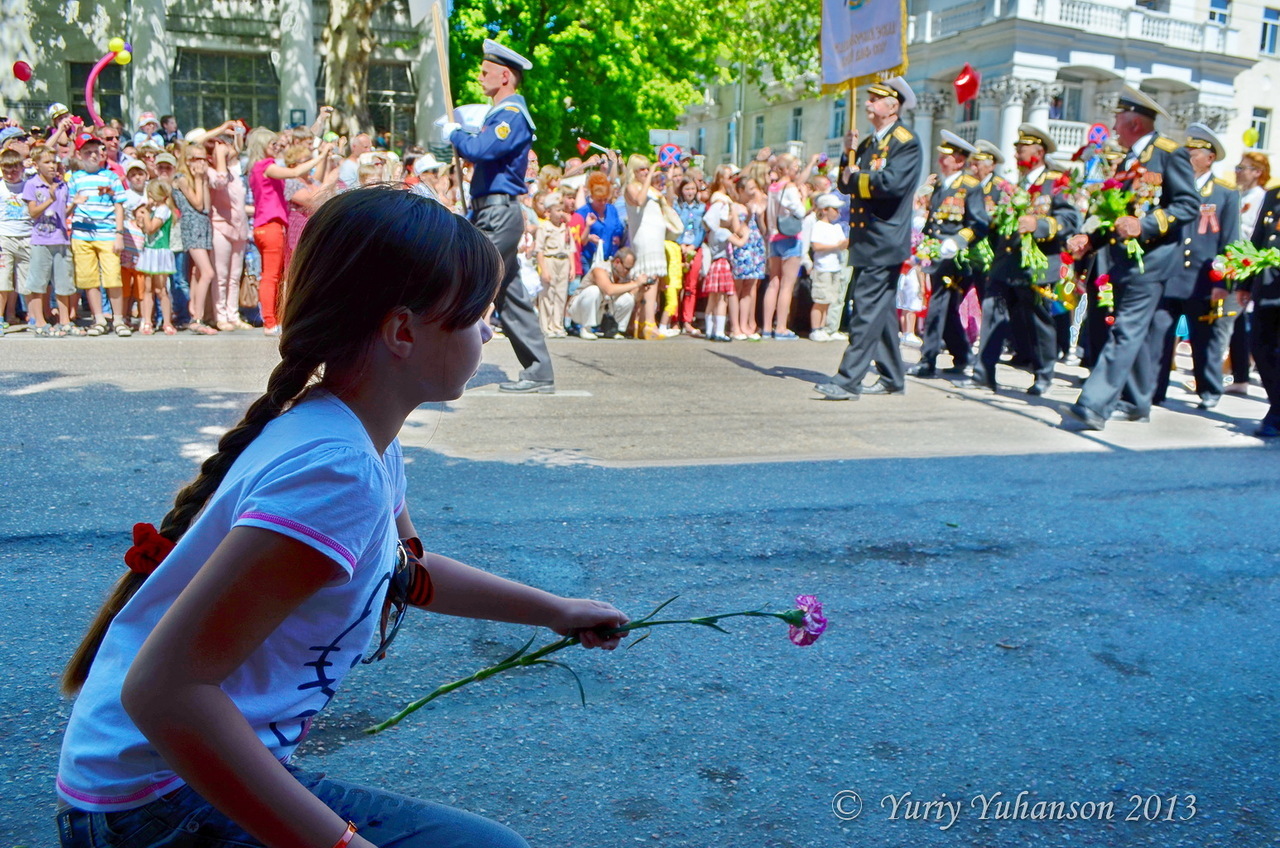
[659,327,681,338]
[902,333,923,347]
[809,329,832,342]
[578,328,598,340]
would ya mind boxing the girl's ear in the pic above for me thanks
[377,307,416,360]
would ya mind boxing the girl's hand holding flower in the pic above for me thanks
[549,598,630,650]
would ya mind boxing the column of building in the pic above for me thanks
[911,90,950,182]
[278,0,317,127]
[992,76,1028,177]
[131,0,171,118]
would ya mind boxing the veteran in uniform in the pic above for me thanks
[965,140,1010,304]
[910,130,990,379]
[441,40,554,393]
[1146,123,1240,411]
[968,125,1079,394]
[1065,87,1200,429]
[1247,180,1280,437]
[814,77,922,400]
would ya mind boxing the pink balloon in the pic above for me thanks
[12,61,32,82]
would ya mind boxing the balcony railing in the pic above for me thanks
[912,0,1239,55]
[1049,119,1088,152]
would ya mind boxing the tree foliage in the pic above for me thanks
[323,0,390,137]
[446,0,821,161]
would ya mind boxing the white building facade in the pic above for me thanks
[680,0,1279,181]
[1,0,447,148]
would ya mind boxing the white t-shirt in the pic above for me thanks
[57,391,407,812]
[0,179,32,238]
[811,220,845,273]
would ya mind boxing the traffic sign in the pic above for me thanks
[1087,123,1109,146]
[657,143,682,167]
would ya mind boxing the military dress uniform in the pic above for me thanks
[817,78,922,399]
[1248,186,1280,436]
[972,126,1079,394]
[449,41,553,391]
[1070,88,1200,425]
[1149,125,1240,409]
[913,131,990,376]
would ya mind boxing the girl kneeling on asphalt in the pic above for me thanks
[55,187,629,848]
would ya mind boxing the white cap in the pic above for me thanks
[814,193,843,210]
[1184,122,1224,159]
[937,129,976,156]
[413,152,447,174]
[482,39,532,71]
[868,77,917,112]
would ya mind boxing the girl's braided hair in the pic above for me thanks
[62,188,501,695]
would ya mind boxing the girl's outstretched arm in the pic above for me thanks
[396,507,627,649]
[122,527,380,848]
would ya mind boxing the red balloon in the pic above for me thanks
[12,61,32,82]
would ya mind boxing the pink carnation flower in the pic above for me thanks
[787,594,827,646]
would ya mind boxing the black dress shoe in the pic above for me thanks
[498,379,556,393]
[907,363,937,378]
[1109,401,1149,422]
[1026,377,1052,396]
[941,365,969,377]
[814,382,859,401]
[1256,421,1280,438]
[861,380,904,395]
[1065,402,1106,430]
[1197,395,1220,410]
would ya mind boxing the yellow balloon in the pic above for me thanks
[115,50,132,66]
[108,37,125,53]
[1243,127,1260,148]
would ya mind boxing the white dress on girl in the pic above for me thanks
[626,189,669,277]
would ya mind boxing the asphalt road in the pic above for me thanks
[1,331,1277,847]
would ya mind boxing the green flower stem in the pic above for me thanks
[364,606,798,735]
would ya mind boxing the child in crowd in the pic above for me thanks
[67,132,129,336]
[534,191,573,338]
[0,148,31,331]
[729,175,767,340]
[22,146,76,334]
[657,234,682,337]
[808,194,848,342]
[55,188,627,848]
[135,179,178,334]
[119,162,149,328]
[701,173,737,342]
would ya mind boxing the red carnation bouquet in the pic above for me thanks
[1083,177,1145,272]
[1211,240,1280,289]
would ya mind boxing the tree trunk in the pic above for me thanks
[322,0,388,138]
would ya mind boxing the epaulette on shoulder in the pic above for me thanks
[959,175,980,188]
[1154,136,1179,153]
[1213,177,1233,190]
[892,126,914,144]
[1043,170,1064,181]
[503,104,521,112]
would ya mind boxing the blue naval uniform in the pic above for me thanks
[450,94,553,384]
[450,95,534,199]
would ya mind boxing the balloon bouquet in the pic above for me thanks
[84,38,133,126]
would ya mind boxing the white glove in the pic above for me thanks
[939,238,959,260]
[438,121,461,144]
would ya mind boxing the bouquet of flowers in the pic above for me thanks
[1083,177,1145,272]
[1095,273,1116,325]
[956,239,994,273]
[914,237,943,270]
[1210,240,1280,289]
[365,595,829,734]
[991,186,1048,275]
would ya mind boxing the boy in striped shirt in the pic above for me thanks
[67,131,129,336]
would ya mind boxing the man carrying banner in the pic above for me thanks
[440,39,554,393]
[814,77,922,401]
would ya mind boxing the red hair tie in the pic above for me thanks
[124,523,175,575]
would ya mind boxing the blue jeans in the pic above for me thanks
[56,767,529,848]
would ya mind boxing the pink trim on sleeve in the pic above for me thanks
[238,511,357,569]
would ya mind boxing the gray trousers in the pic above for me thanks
[472,202,553,382]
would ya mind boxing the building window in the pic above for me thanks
[725,120,735,155]
[1253,107,1271,149]
[790,107,803,142]
[1061,85,1084,122]
[367,63,415,148]
[961,99,978,122]
[752,115,765,149]
[696,127,705,155]
[830,97,847,139]
[69,63,124,125]
[1208,0,1229,23]
[1263,7,1280,54]
[173,51,279,131]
